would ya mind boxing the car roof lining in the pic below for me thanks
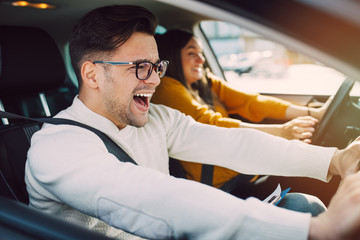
[1,0,360,80]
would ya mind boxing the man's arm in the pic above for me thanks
[161,104,360,182]
[163,110,335,181]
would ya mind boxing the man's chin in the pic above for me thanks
[129,114,149,128]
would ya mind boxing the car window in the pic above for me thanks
[155,25,167,34]
[64,42,78,88]
[200,20,346,96]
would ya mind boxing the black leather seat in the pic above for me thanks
[0,121,40,203]
[0,26,78,203]
[0,25,77,122]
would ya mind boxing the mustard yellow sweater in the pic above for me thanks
[151,74,290,187]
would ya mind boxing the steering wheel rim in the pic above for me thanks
[311,77,355,146]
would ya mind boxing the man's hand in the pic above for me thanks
[309,172,360,240]
[281,116,318,143]
[329,136,360,179]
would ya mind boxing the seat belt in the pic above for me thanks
[0,110,137,165]
[200,164,214,186]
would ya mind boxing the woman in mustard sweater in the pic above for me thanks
[151,29,328,195]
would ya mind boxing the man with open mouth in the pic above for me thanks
[25,4,360,240]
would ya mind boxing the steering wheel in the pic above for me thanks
[311,77,355,146]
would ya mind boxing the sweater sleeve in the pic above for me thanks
[151,76,241,128]
[208,72,291,122]
[158,104,335,181]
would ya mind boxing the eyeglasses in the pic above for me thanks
[92,60,169,80]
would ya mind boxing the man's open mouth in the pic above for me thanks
[133,93,152,109]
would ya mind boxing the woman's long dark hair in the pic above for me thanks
[155,29,214,106]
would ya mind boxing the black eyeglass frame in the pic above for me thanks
[92,60,169,80]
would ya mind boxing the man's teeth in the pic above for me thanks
[134,93,152,97]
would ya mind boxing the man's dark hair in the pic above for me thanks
[69,5,158,89]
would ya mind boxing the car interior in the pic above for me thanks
[1,0,360,238]
[0,26,77,119]
[0,24,79,200]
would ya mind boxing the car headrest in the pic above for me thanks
[0,26,66,96]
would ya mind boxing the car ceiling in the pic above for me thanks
[0,0,206,44]
[1,0,360,81]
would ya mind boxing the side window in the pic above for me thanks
[155,25,167,34]
[64,42,78,88]
[200,20,344,96]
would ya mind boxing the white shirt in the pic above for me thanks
[25,97,336,239]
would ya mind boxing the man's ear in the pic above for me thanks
[81,61,99,89]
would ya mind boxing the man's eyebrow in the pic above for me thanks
[133,58,160,63]
[133,58,147,62]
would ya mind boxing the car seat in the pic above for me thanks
[0,25,77,124]
[0,26,77,203]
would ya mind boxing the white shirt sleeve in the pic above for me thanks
[154,104,336,182]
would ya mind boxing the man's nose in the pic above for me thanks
[143,70,161,86]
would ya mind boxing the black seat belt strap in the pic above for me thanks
[200,164,214,186]
[0,110,137,165]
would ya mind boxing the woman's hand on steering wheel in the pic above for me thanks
[281,116,318,143]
